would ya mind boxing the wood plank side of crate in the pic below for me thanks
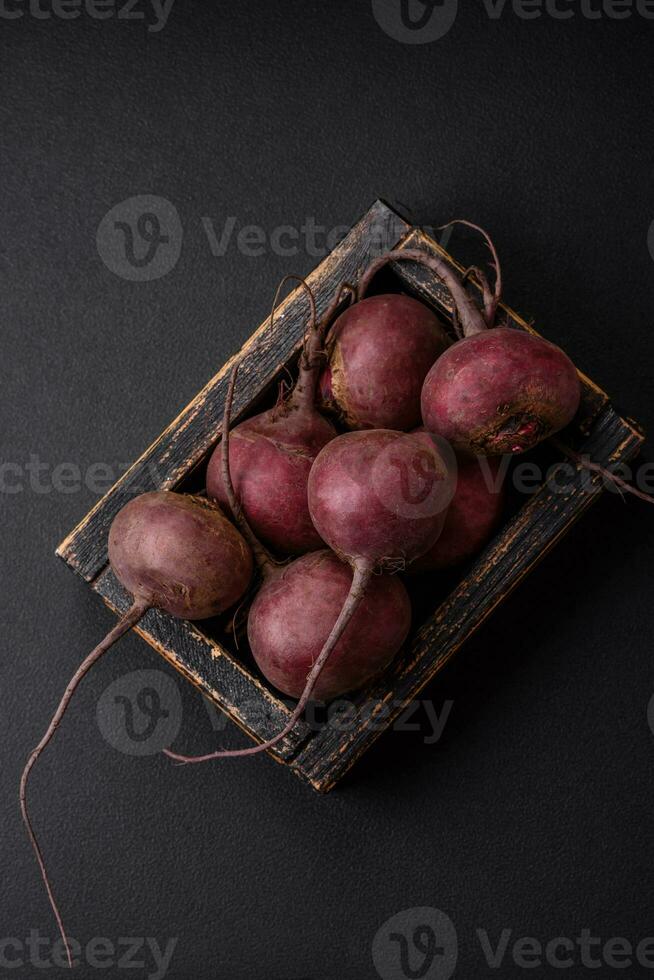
[56,199,411,583]
[290,405,644,792]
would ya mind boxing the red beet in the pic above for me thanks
[260,428,454,724]
[355,224,581,456]
[207,276,351,555]
[308,429,453,569]
[247,549,411,701]
[21,490,253,966]
[421,328,581,455]
[108,491,252,618]
[319,293,449,431]
[411,453,506,572]
[164,374,421,765]
[207,406,334,554]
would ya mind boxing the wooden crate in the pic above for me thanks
[56,200,644,792]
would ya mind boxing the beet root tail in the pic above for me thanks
[552,438,654,505]
[19,600,148,969]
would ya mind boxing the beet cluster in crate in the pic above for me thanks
[32,214,642,963]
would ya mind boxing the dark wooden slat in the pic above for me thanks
[95,568,310,760]
[56,200,411,582]
[290,406,644,791]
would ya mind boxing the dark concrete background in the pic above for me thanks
[1,2,654,978]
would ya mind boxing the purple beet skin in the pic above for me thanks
[349,229,581,457]
[207,277,340,556]
[207,407,335,555]
[307,428,454,568]
[421,327,581,456]
[108,490,253,619]
[248,550,411,700]
[319,294,449,431]
[411,454,506,572]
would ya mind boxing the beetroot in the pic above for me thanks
[21,490,253,967]
[207,276,350,555]
[308,429,453,569]
[207,406,333,555]
[411,453,506,572]
[108,491,252,618]
[355,226,581,456]
[263,428,454,722]
[247,549,411,701]
[164,375,423,765]
[318,293,449,431]
[421,328,581,456]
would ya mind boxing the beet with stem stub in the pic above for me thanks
[354,221,582,456]
[21,490,253,968]
[247,548,412,701]
[319,292,449,431]
[207,275,354,555]
[290,426,455,712]
[308,428,454,574]
[421,326,581,456]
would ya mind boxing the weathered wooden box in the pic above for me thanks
[57,200,644,792]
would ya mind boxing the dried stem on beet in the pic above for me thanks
[356,248,489,338]
[267,276,356,415]
[439,219,503,327]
